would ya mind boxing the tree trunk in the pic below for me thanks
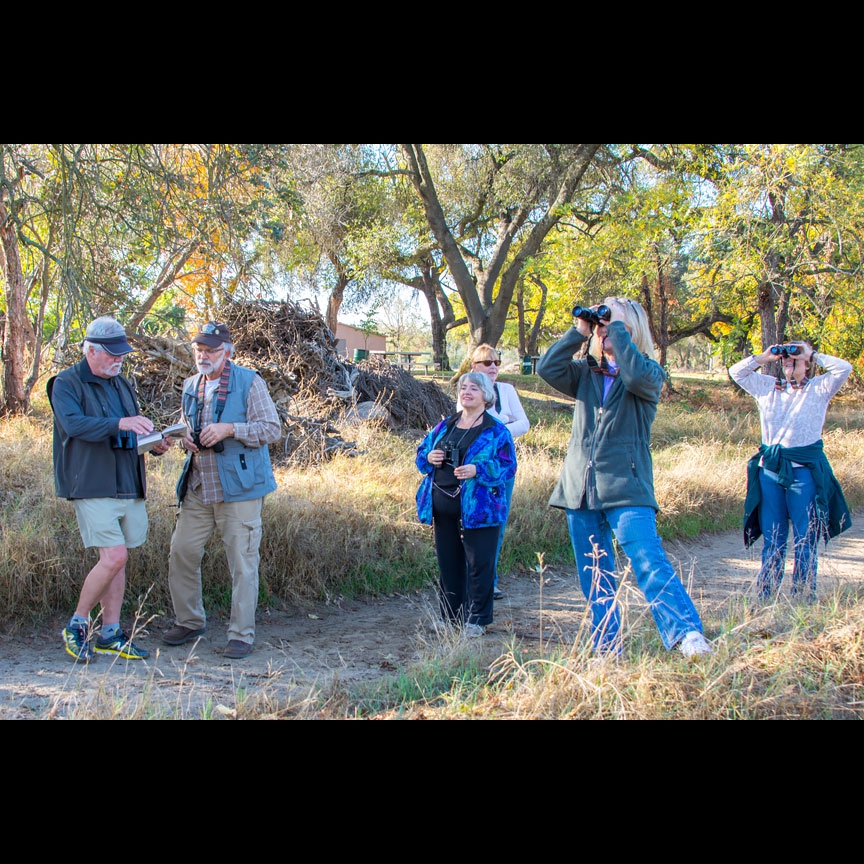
[759,195,790,371]
[758,280,780,350]
[517,280,527,356]
[520,276,548,357]
[401,143,603,351]
[325,252,352,335]
[416,264,459,371]
[0,199,32,415]
[640,267,677,394]
[642,263,673,371]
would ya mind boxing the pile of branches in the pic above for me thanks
[126,300,455,466]
[353,355,455,430]
[126,334,197,428]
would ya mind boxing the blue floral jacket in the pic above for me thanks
[416,413,517,529]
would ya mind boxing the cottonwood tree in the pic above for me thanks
[396,144,606,349]
[1,144,65,415]
[263,144,393,334]
[284,146,466,370]
[543,145,739,369]
[384,257,462,371]
[695,144,864,368]
[516,275,549,358]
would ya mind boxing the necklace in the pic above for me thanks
[448,412,483,447]
[433,413,484,500]
[457,411,484,430]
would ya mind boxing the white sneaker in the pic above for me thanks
[679,631,714,658]
[463,624,486,639]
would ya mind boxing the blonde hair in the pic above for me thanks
[449,344,501,388]
[605,297,657,361]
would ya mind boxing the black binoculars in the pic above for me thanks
[573,305,611,327]
[442,445,461,467]
[193,431,224,453]
[573,306,612,327]
[770,345,803,358]
[111,431,136,451]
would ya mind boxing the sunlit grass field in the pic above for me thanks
[2,371,863,719]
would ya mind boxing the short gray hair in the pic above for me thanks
[459,372,496,409]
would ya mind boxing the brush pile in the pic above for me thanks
[126,300,454,466]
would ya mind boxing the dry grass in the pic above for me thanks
[341,589,864,721]
[4,374,864,719]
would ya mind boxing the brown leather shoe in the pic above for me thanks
[224,640,254,660]
[162,625,206,646]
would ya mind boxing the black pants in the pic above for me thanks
[433,489,498,627]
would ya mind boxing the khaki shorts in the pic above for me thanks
[72,499,149,550]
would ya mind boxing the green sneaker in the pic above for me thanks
[95,630,150,661]
[63,624,96,664]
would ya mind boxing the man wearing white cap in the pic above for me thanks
[48,316,172,663]
[162,322,282,661]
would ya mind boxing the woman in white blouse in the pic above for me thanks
[458,345,531,599]
[730,342,852,604]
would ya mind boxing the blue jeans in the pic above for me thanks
[758,467,819,603]
[494,477,516,588]
[566,507,705,653]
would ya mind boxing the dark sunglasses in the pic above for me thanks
[477,359,502,368]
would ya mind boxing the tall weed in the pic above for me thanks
[2,376,863,634]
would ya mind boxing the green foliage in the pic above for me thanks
[6,143,864,420]
[350,649,491,717]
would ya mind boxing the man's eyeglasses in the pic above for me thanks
[194,345,225,357]
[476,360,502,368]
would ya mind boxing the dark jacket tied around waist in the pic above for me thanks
[744,441,852,549]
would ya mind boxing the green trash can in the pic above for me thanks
[521,355,534,375]
[353,349,369,363]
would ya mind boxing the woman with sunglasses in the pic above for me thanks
[457,345,530,600]
[538,297,713,658]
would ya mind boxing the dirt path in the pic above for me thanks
[2,517,863,719]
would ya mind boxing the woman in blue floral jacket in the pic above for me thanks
[416,372,517,636]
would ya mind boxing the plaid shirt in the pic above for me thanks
[185,372,281,505]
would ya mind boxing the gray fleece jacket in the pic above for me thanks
[537,323,666,512]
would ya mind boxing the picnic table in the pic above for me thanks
[370,351,426,372]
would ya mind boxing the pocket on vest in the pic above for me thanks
[223,450,263,492]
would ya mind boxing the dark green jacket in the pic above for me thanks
[744,441,852,548]
[47,360,147,501]
[537,323,666,512]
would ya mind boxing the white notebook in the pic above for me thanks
[137,423,188,455]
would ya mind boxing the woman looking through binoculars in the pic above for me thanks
[730,341,853,603]
[538,297,713,658]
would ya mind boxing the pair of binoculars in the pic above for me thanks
[111,431,136,451]
[192,431,224,453]
[770,345,803,358]
[573,305,612,327]
[442,445,461,467]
